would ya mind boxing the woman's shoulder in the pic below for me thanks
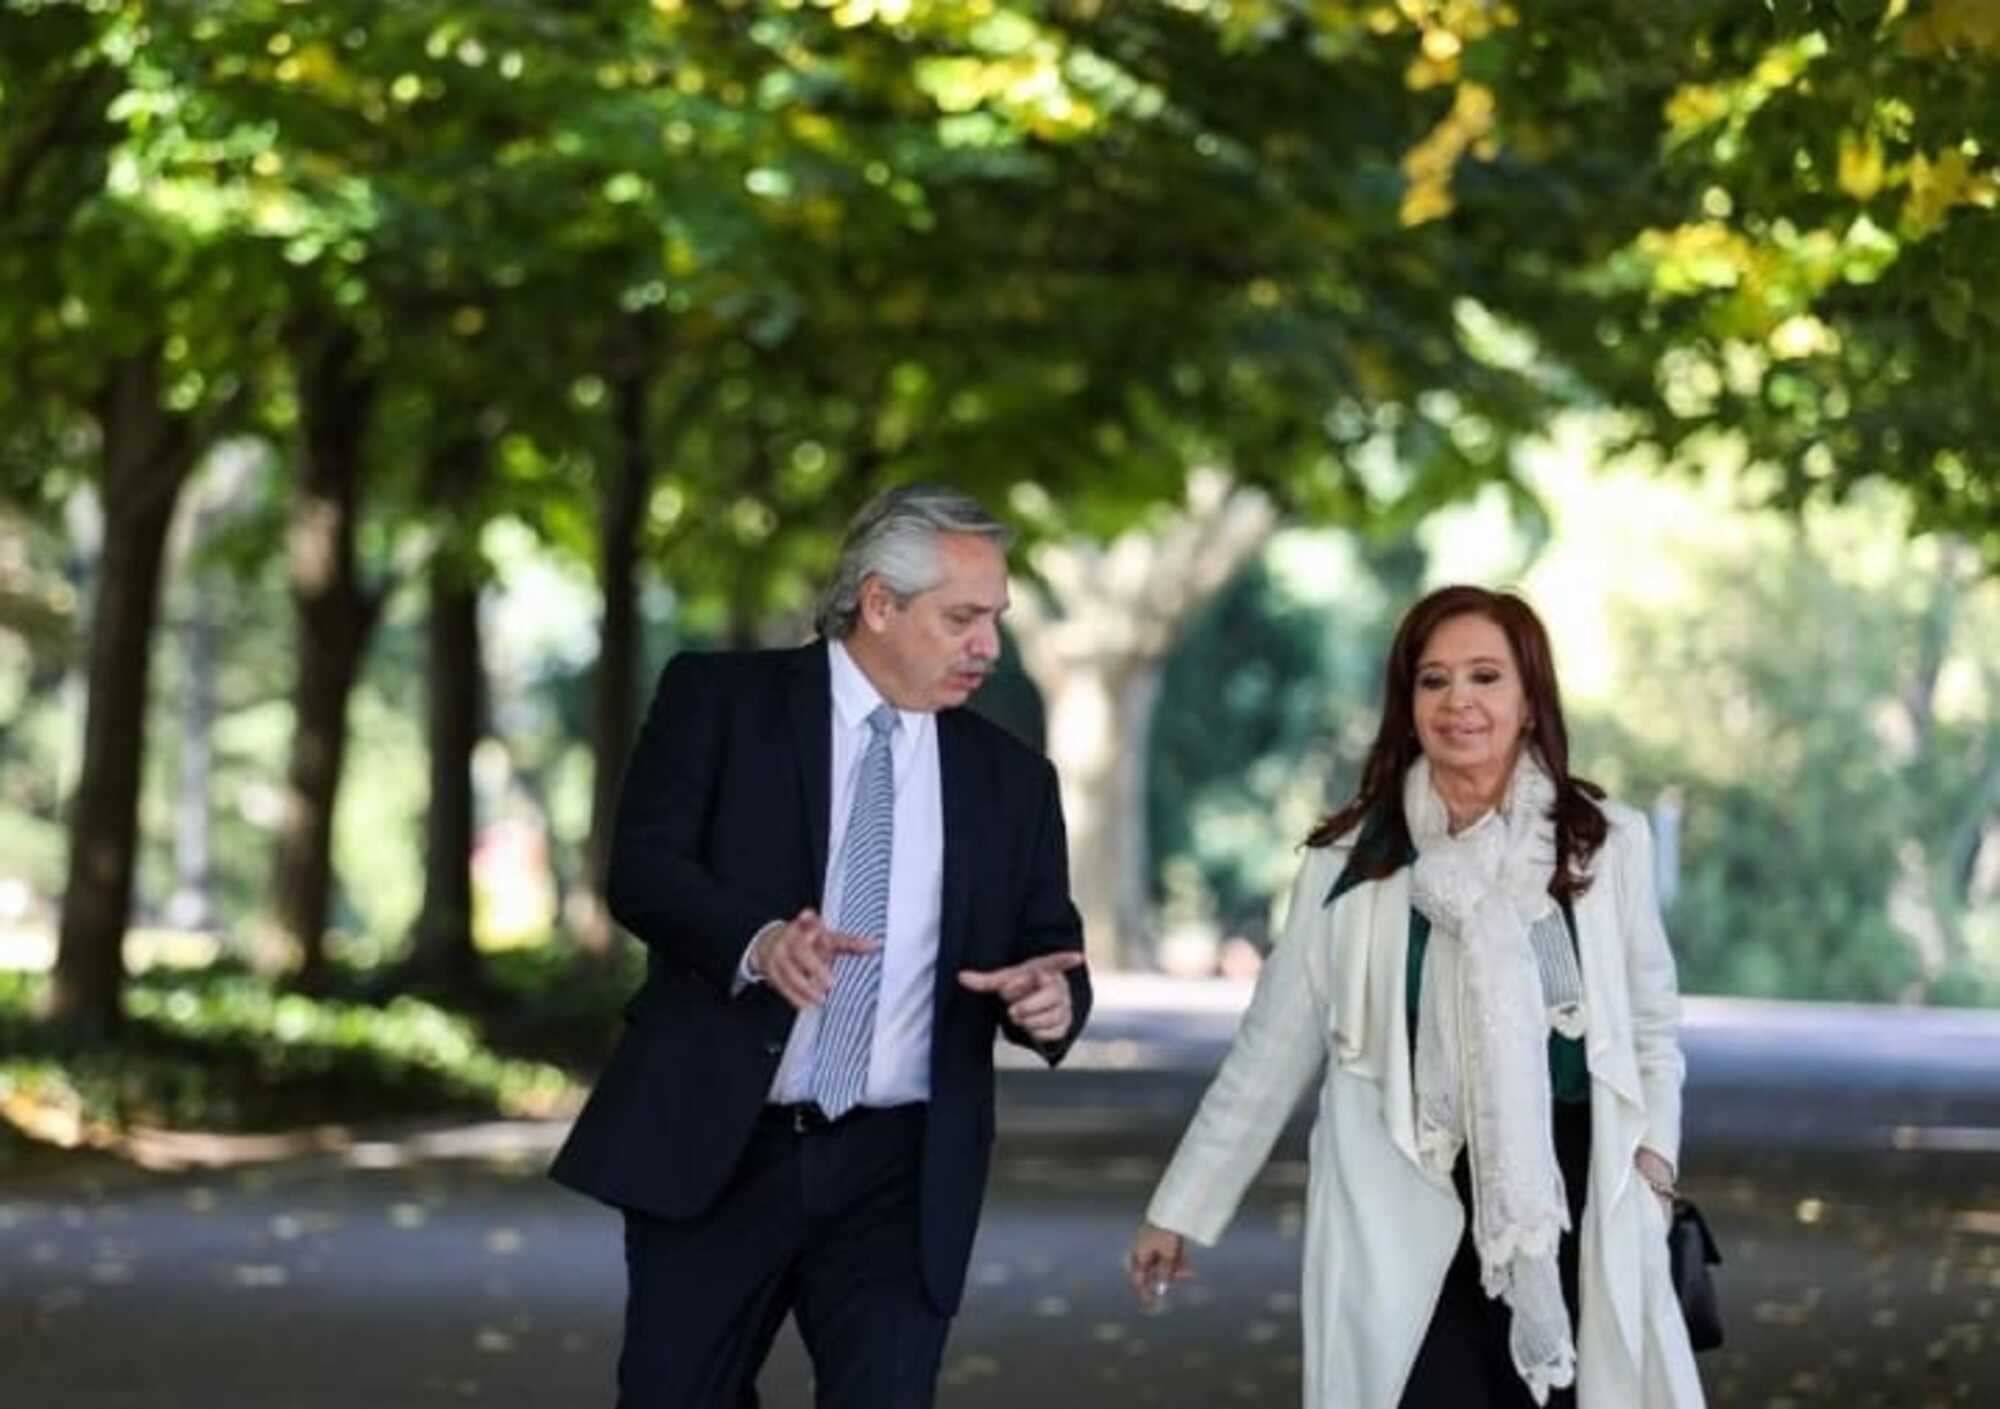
[1309,819,1366,855]
[1297,825,1396,917]
[1308,796,1405,862]
[1291,836,1350,892]
[1595,796,1647,836]
[1299,818,1374,889]
[1591,796,1654,845]
[1586,796,1654,881]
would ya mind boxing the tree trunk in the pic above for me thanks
[1030,656,1164,973]
[408,437,487,993]
[271,322,380,991]
[1009,473,1276,970]
[51,351,206,1038]
[573,338,654,959]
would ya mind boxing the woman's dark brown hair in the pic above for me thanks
[1306,585,1608,900]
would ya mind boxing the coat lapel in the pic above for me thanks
[935,709,976,979]
[1575,875,1644,1107]
[1575,856,1652,1375]
[1370,870,1424,1174]
[784,643,832,899]
[1324,865,1431,1179]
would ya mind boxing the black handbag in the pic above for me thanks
[1667,1197,1724,1351]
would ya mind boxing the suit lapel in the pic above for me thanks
[935,708,977,985]
[784,643,833,900]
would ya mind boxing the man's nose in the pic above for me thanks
[973,620,1001,661]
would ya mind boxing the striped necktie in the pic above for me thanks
[808,703,897,1118]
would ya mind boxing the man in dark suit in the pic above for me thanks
[553,483,1091,1408]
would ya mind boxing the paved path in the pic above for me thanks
[6,984,1999,1408]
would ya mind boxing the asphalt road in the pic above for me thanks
[5,988,1998,1408]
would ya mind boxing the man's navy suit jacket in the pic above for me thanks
[551,641,1090,1314]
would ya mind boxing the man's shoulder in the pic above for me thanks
[946,706,1051,772]
[662,641,818,688]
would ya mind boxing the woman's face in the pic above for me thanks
[1411,612,1531,781]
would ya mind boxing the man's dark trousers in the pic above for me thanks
[619,1104,942,1409]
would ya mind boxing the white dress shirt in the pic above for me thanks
[750,639,944,1107]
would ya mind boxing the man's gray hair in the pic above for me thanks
[815,484,1013,639]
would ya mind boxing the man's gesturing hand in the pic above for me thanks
[751,908,879,1011]
[957,951,1084,1043]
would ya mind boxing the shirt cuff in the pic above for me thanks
[733,921,785,996]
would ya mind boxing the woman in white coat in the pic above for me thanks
[1130,586,1704,1409]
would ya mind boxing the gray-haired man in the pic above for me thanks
[553,483,1092,1407]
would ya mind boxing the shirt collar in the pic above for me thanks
[827,638,901,733]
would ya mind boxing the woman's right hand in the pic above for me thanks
[1128,1222,1192,1309]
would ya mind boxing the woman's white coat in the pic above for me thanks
[1146,803,1705,1409]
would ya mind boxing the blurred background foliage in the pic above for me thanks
[1,0,1997,1136]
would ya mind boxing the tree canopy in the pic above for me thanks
[5,1,1995,559]
[2,0,1996,1026]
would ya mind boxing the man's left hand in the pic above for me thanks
[958,952,1085,1043]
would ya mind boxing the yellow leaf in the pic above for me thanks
[1405,53,1459,90]
[1664,84,1730,137]
[1901,148,1998,237]
[1399,180,1455,226]
[1838,132,1885,201]
[1900,0,2000,55]
[1635,222,1757,296]
[1752,45,1811,89]
[1421,26,1462,59]
[1399,82,1495,226]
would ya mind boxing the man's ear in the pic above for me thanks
[857,573,893,633]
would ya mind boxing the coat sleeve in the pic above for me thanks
[998,757,1092,1064]
[604,653,778,995]
[1616,809,1687,1170]
[1144,848,1334,1246]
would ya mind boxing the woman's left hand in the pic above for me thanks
[1634,1146,1676,1215]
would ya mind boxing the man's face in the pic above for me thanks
[856,533,1009,712]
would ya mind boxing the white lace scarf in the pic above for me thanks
[1406,753,1582,1404]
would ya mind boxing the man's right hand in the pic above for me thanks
[750,908,879,1011]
